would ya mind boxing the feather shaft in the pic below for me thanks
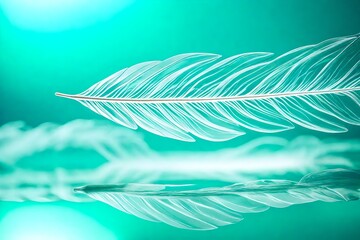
[56,87,360,103]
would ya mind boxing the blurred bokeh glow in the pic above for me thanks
[0,205,117,240]
[0,0,132,31]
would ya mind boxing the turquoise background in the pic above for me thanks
[1,0,360,239]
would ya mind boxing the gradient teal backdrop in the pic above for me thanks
[1,0,360,239]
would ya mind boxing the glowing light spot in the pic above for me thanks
[0,206,117,240]
[0,0,133,31]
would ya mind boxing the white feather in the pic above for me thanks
[75,169,360,230]
[57,34,360,141]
